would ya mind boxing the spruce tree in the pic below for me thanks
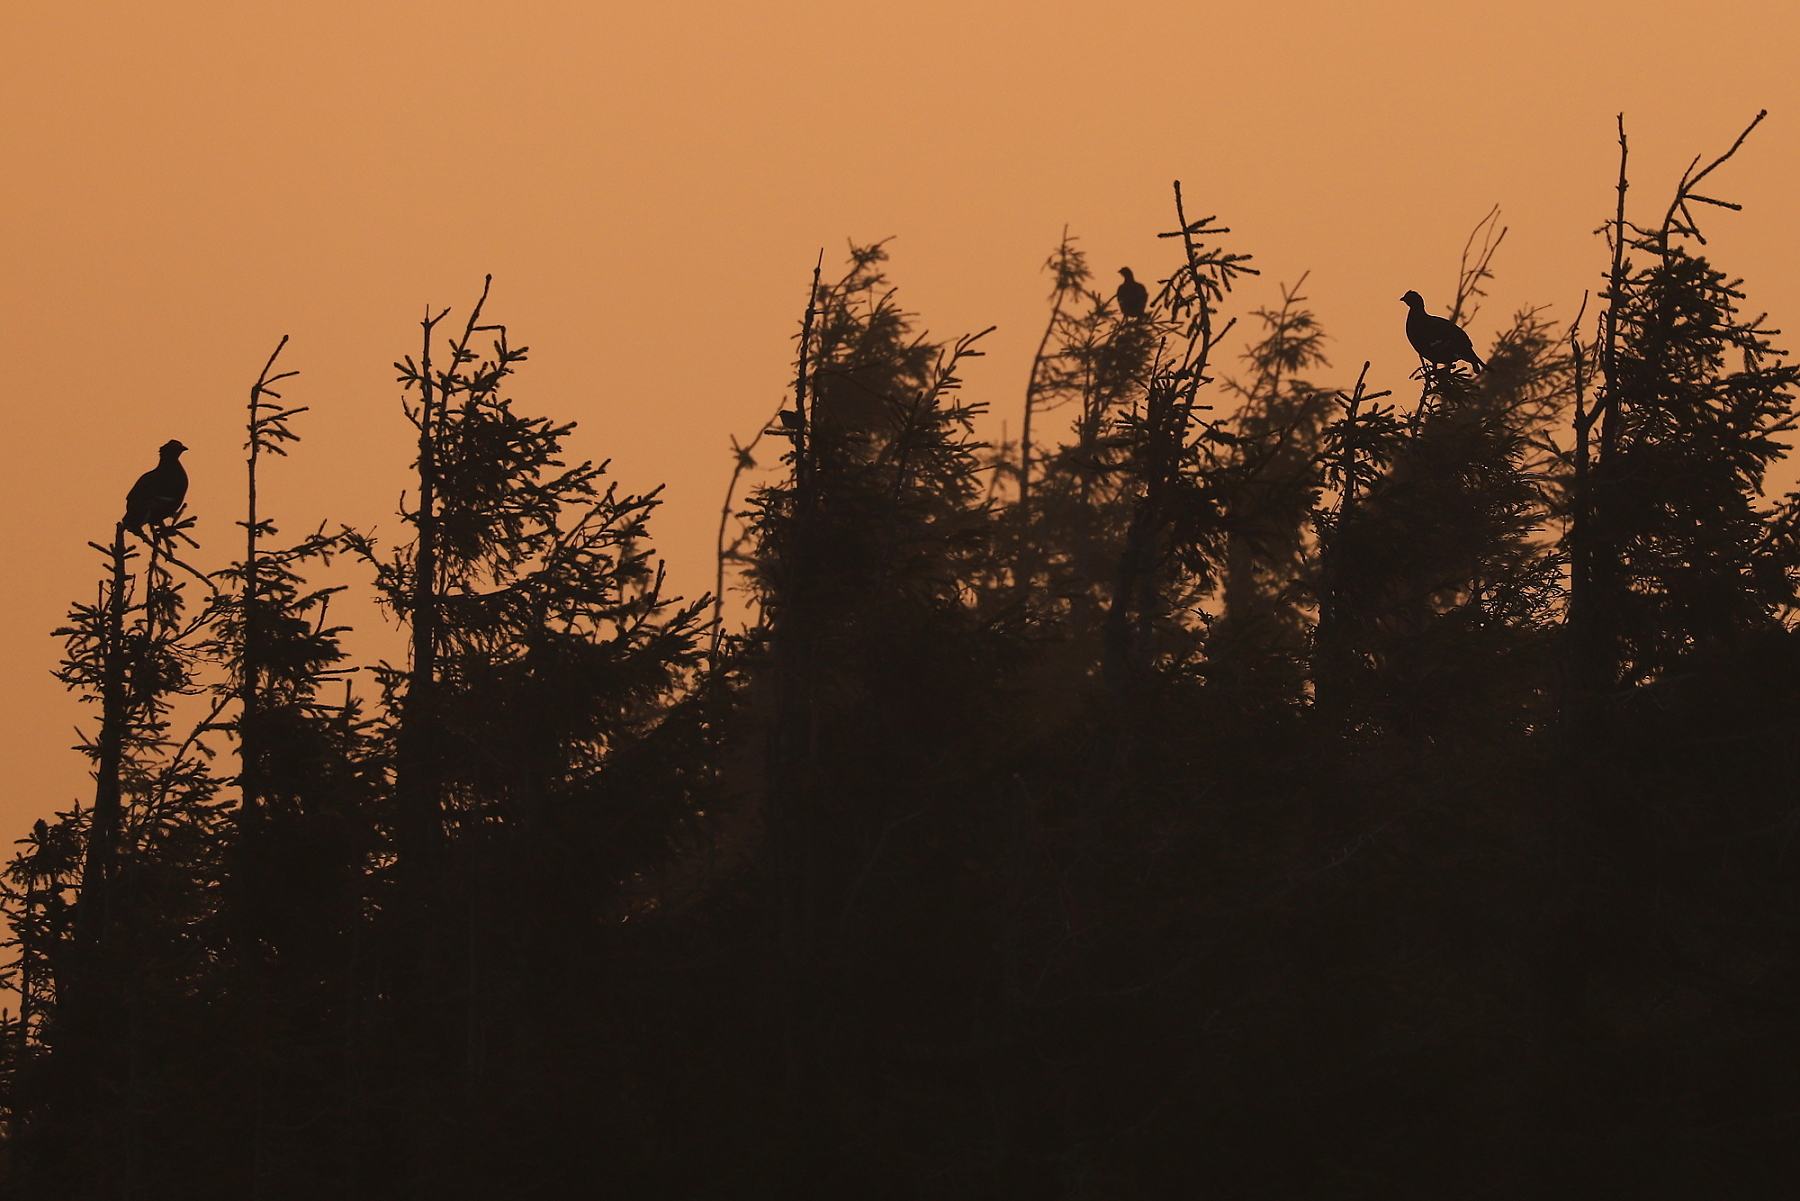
[353,281,712,1189]
[203,340,377,1193]
[1544,112,1800,1195]
[741,242,1009,1184]
[4,493,232,1196]
[1575,111,1800,687]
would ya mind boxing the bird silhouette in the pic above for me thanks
[1116,268,1149,321]
[123,440,189,537]
[1401,291,1484,374]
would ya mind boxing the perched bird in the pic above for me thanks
[1401,291,1484,374]
[123,440,189,537]
[1116,267,1149,321]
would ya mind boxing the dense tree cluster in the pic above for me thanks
[5,119,1800,1198]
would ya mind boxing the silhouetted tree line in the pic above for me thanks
[5,115,1800,1198]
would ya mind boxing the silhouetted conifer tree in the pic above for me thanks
[196,340,379,1192]
[1205,278,1334,703]
[3,508,231,1195]
[1575,112,1800,687]
[1312,333,1567,737]
[353,281,711,1190]
[989,231,1156,642]
[741,242,1015,1185]
[1539,112,1800,1195]
[1101,184,1257,692]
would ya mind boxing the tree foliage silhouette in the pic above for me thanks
[7,118,1800,1201]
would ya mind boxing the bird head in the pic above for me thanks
[1119,267,1135,281]
[160,439,188,457]
[1400,290,1425,309]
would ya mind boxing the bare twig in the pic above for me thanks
[1450,204,1507,327]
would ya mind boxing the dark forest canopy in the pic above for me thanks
[7,116,1800,1199]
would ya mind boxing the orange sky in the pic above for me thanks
[2,0,1796,838]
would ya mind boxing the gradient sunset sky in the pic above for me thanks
[1,0,1795,836]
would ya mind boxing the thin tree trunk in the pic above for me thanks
[396,306,448,866]
[75,528,131,959]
